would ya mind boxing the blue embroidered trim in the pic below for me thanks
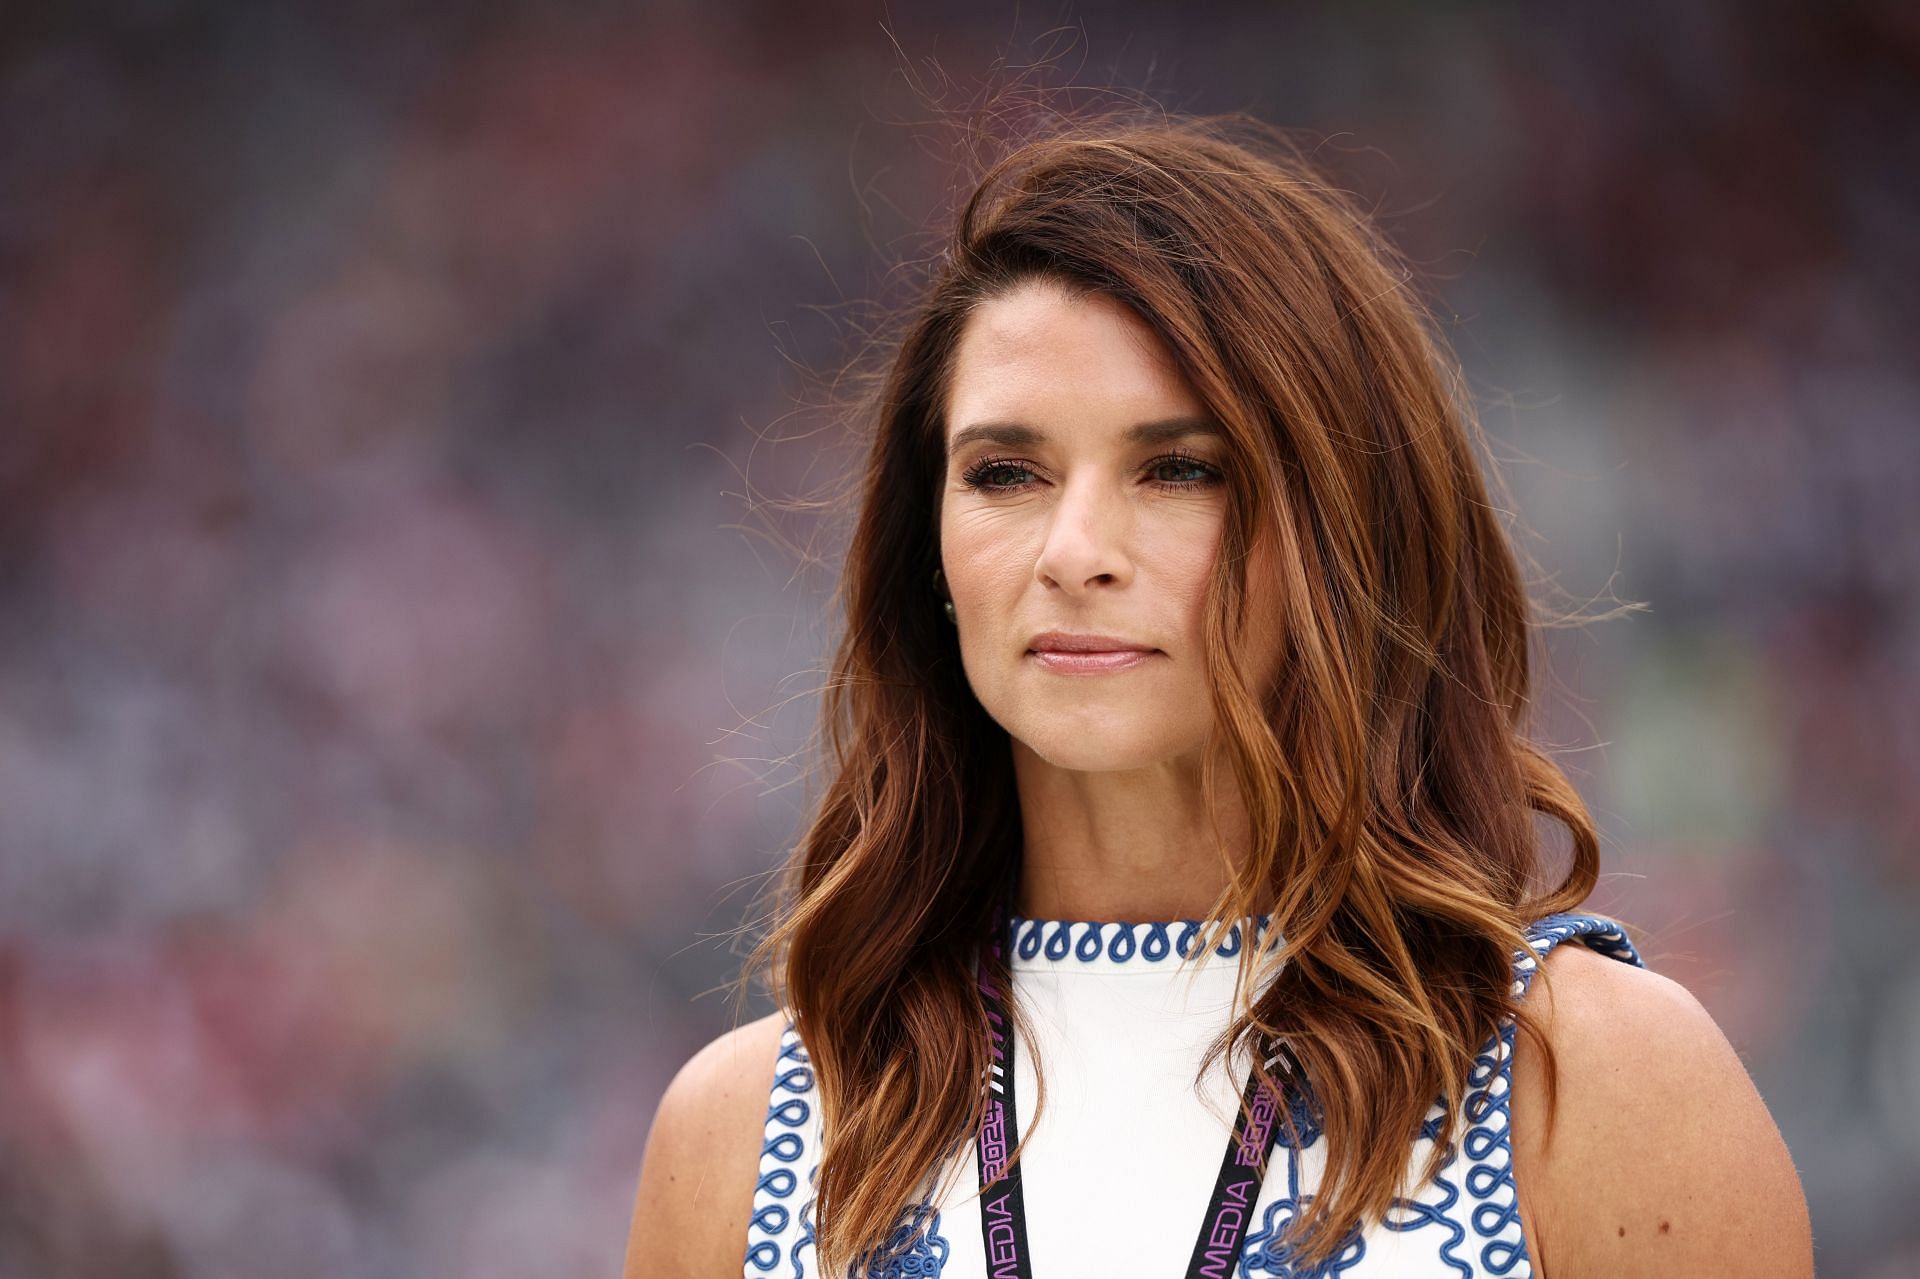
[1007,915,1277,966]
[858,1202,950,1278]
[741,1023,953,1277]
[744,1025,816,1277]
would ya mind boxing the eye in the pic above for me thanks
[1144,450,1222,491]
[959,455,1039,492]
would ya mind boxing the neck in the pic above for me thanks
[1009,737,1257,922]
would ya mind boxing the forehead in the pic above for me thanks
[942,281,1204,439]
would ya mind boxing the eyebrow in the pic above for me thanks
[945,415,1223,458]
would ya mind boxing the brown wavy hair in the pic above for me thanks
[748,109,1613,1274]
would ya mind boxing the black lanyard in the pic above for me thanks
[973,918,1295,1279]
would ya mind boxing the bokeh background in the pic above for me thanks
[1,0,1915,1274]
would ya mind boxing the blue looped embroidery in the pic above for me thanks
[744,1027,820,1278]
[1004,914,1277,965]
[858,1203,950,1278]
[1473,1195,1522,1237]
[1383,1146,1473,1279]
[1480,1236,1526,1275]
[1244,1193,1369,1277]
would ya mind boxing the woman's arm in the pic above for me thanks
[622,1011,788,1279]
[1510,942,1814,1279]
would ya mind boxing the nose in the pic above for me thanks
[1033,475,1134,596]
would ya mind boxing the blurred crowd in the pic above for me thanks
[0,1,1914,1275]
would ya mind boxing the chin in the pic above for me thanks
[1005,713,1206,774]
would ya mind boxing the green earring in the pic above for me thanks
[933,568,956,624]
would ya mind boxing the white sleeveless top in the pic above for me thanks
[742,911,1640,1278]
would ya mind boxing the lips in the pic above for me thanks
[1026,631,1160,674]
[1027,631,1154,653]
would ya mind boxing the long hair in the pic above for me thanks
[749,110,1605,1274]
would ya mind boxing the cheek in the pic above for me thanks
[1146,515,1225,632]
[938,502,1035,604]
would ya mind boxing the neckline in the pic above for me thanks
[1003,914,1276,972]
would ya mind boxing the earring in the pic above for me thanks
[933,568,956,625]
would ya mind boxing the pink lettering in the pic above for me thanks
[979,1101,1007,1177]
[1238,1087,1279,1164]
[1195,1242,1238,1279]
[984,1193,1020,1278]
[1197,1178,1256,1277]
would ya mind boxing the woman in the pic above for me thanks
[624,114,1812,1278]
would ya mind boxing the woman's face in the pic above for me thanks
[938,279,1281,773]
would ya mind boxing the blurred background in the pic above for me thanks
[1,0,1915,1274]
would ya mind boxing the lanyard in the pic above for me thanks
[972,918,1294,1279]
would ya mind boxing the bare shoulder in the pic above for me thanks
[621,1010,789,1279]
[1509,941,1812,1279]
